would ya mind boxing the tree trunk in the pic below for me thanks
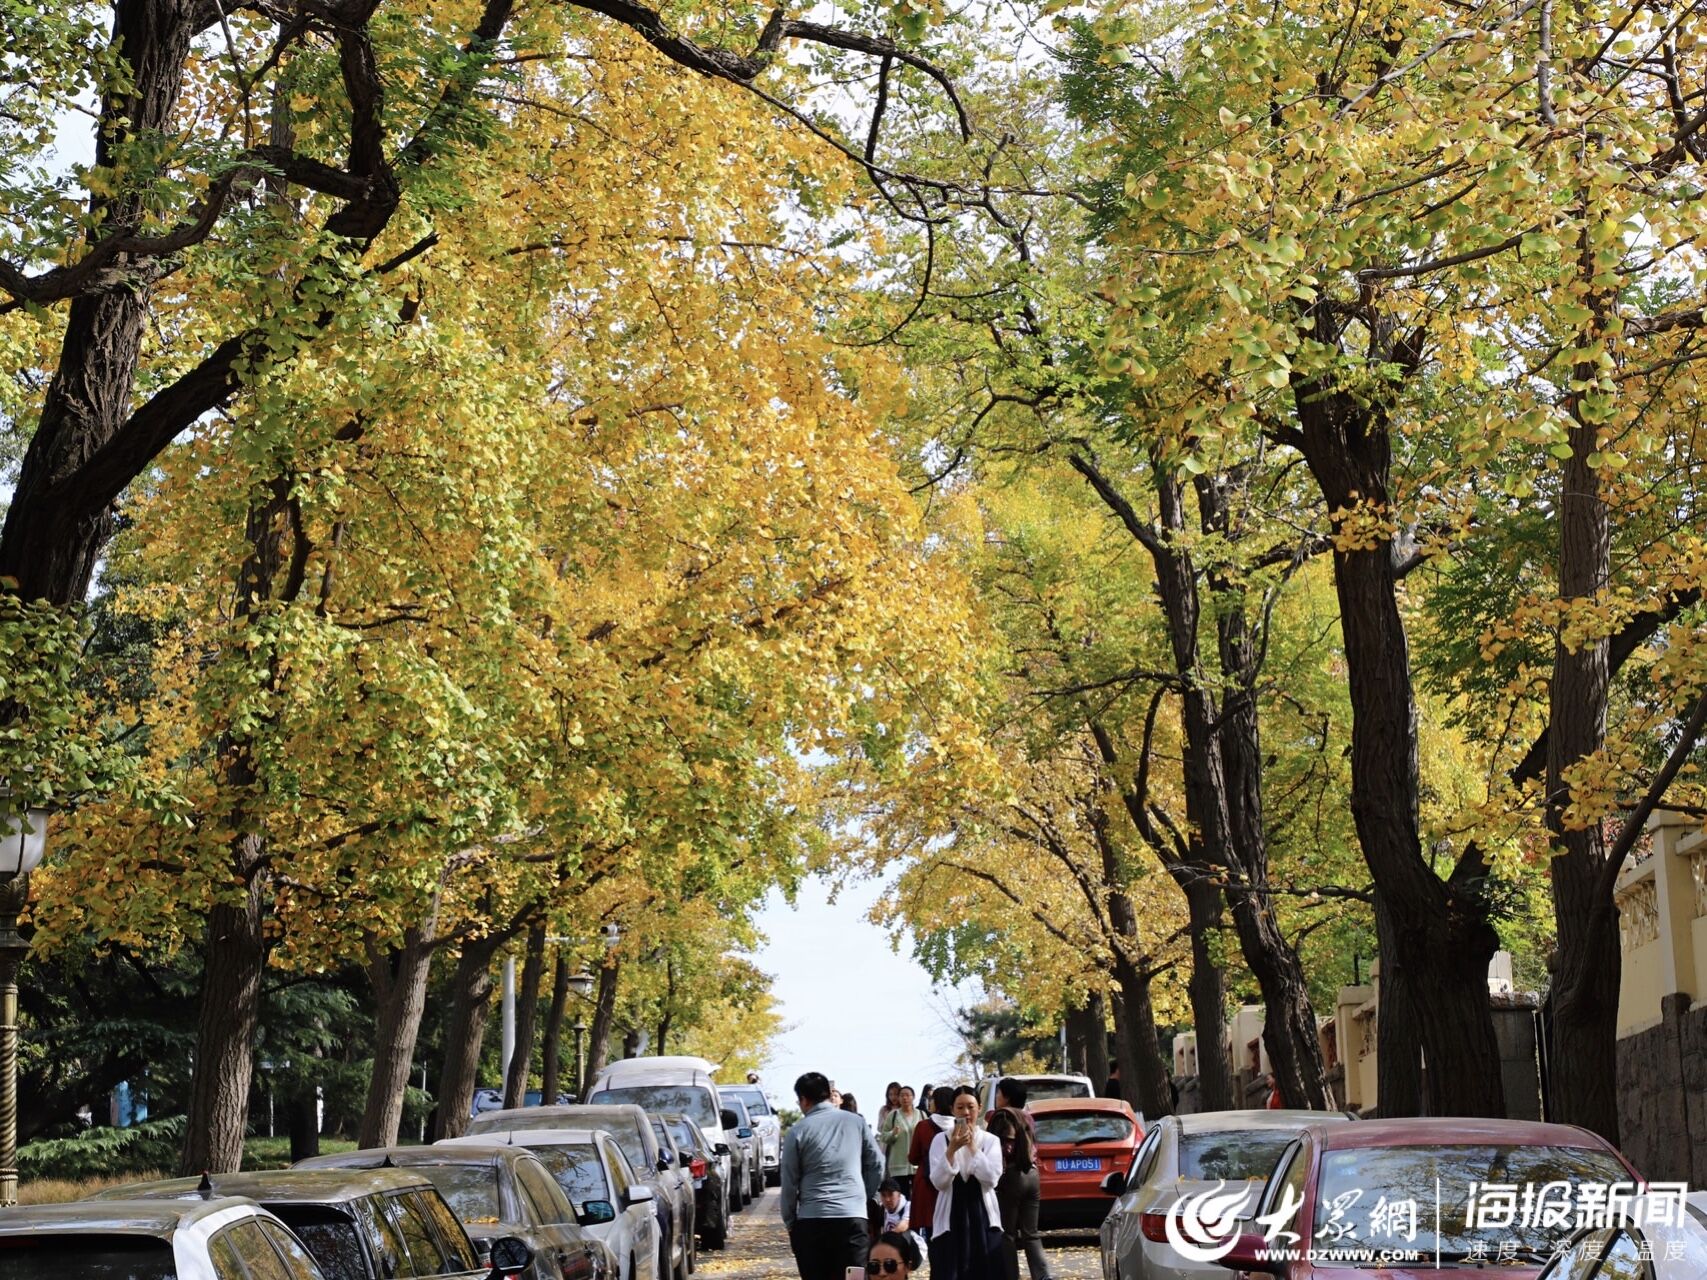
[359,920,439,1148]
[503,925,547,1110]
[584,959,621,1084]
[1181,880,1235,1109]
[432,937,502,1141]
[1544,316,1621,1142]
[1084,990,1110,1091]
[541,954,572,1107]
[0,2,196,607]
[1296,383,1505,1118]
[1108,983,1170,1119]
[180,879,268,1173]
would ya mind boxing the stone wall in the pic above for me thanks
[1615,992,1707,1183]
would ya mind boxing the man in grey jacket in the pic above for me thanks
[781,1071,883,1280]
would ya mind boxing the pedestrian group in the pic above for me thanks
[780,1073,1054,1280]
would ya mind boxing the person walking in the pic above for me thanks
[781,1071,884,1280]
[878,1085,919,1181]
[927,1087,1005,1280]
[877,1081,903,1129]
[991,1079,1050,1280]
[908,1085,955,1241]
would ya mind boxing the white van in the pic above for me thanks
[588,1057,747,1219]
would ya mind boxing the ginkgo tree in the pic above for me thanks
[1071,0,1707,1133]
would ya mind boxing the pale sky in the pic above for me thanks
[749,874,984,1119]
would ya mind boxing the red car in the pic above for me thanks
[1218,1117,1643,1279]
[1031,1097,1144,1229]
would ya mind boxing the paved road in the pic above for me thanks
[695,1187,1103,1280]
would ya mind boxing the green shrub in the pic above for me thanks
[18,1116,186,1181]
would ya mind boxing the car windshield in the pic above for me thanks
[724,1088,772,1117]
[592,1086,718,1129]
[1311,1144,1633,1264]
[1179,1130,1297,1181]
[0,1237,176,1280]
[271,1207,366,1277]
[408,1163,505,1224]
[1020,1078,1092,1103]
[532,1145,613,1204]
[1034,1112,1133,1145]
[665,1119,702,1155]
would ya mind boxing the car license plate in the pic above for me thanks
[1054,1157,1101,1172]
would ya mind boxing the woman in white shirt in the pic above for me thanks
[926,1087,1006,1280]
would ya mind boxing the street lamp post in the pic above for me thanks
[571,1019,588,1099]
[0,796,49,1208]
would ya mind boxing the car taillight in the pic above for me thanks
[691,1159,707,1178]
[1139,1213,1169,1243]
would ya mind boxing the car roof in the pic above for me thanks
[0,1197,261,1235]
[1029,1097,1135,1116]
[1313,1117,1613,1150]
[602,1056,718,1076]
[449,1127,604,1147]
[1175,1109,1350,1133]
[295,1142,538,1172]
[94,1168,431,1203]
[476,1103,647,1128]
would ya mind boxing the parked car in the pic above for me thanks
[718,1094,762,1204]
[718,1084,782,1188]
[468,1104,688,1280]
[659,1110,730,1251]
[293,1143,606,1280]
[977,1073,1095,1115]
[1539,1194,1707,1278]
[0,1198,333,1280]
[1027,1097,1143,1230]
[1099,1109,1354,1280]
[475,1088,575,1117]
[447,1128,667,1280]
[584,1057,739,1220]
[1217,1118,1642,1279]
[92,1169,500,1280]
[643,1115,699,1269]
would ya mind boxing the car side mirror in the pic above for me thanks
[578,1199,617,1226]
[714,1142,730,1156]
[625,1184,656,1206]
[1218,1233,1283,1275]
[679,1152,693,1168]
[488,1237,534,1278]
[737,1127,754,1140]
[658,1154,673,1172]
[1099,1171,1126,1196]
[720,1108,739,1130]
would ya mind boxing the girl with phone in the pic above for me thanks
[926,1088,1006,1280]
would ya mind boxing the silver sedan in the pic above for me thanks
[1098,1109,1355,1280]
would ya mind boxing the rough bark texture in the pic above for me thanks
[1084,990,1111,1091]
[503,925,547,1110]
[1544,323,1621,1143]
[541,954,572,1107]
[1109,987,1171,1119]
[179,882,267,1174]
[583,959,621,1085]
[359,920,439,1148]
[432,937,502,1141]
[1295,371,1505,1118]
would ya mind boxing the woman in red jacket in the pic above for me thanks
[908,1086,956,1240]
